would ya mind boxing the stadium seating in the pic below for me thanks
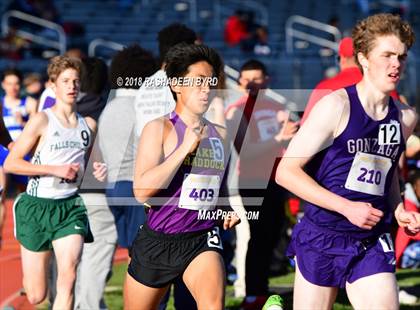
[0,0,418,99]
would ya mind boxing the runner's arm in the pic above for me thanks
[394,103,420,233]
[276,92,349,213]
[276,90,384,230]
[4,113,79,180]
[4,112,50,176]
[133,118,199,203]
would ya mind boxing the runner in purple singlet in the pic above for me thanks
[276,13,420,309]
[124,43,240,310]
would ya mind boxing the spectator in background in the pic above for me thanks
[0,92,13,250]
[301,37,361,123]
[0,113,11,250]
[23,73,43,101]
[0,27,29,60]
[98,45,157,254]
[74,57,117,310]
[395,170,420,267]
[394,169,420,304]
[1,68,38,140]
[133,23,197,138]
[405,123,420,169]
[77,57,108,120]
[65,48,86,60]
[224,10,250,47]
[253,26,271,56]
[226,60,298,309]
[0,69,38,193]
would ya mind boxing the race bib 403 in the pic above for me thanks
[179,174,220,211]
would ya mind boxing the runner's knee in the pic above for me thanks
[25,288,47,305]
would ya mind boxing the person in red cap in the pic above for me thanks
[301,37,399,124]
[301,37,361,123]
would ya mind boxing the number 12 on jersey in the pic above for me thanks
[378,123,400,145]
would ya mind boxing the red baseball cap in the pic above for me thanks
[338,37,354,58]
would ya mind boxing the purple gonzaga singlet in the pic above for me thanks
[147,112,228,234]
[303,84,405,239]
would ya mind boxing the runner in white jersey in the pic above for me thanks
[4,56,107,310]
[26,107,92,198]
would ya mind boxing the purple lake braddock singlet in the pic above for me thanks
[303,84,405,238]
[147,112,227,234]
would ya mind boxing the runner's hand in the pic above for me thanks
[52,163,80,180]
[396,208,420,235]
[275,112,299,142]
[93,162,107,182]
[180,123,208,154]
[341,201,383,230]
[223,212,241,230]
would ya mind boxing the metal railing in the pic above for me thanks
[88,38,125,57]
[2,10,66,54]
[285,15,341,54]
[187,0,197,23]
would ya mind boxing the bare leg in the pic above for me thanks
[293,259,338,309]
[20,246,51,304]
[52,234,84,310]
[346,272,398,310]
[124,273,169,310]
[183,251,225,310]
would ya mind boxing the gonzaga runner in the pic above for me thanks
[276,13,419,309]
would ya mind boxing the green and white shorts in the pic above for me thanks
[14,193,93,252]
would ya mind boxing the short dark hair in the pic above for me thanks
[239,59,267,76]
[164,43,223,100]
[1,68,23,82]
[408,169,420,186]
[158,23,196,65]
[109,44,157,89]
[80,57,108,94]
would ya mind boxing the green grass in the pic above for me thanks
[104,264,420,309]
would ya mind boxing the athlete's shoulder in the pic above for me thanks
[84,116,97,133]
[302,88,350,139]
[310,88,349,117]
[206,119,227,140]
[394,100,417,123]
[394,100,418,139]
[23,111,49,135]
[30,110,49,124]
[142,116,172,136]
